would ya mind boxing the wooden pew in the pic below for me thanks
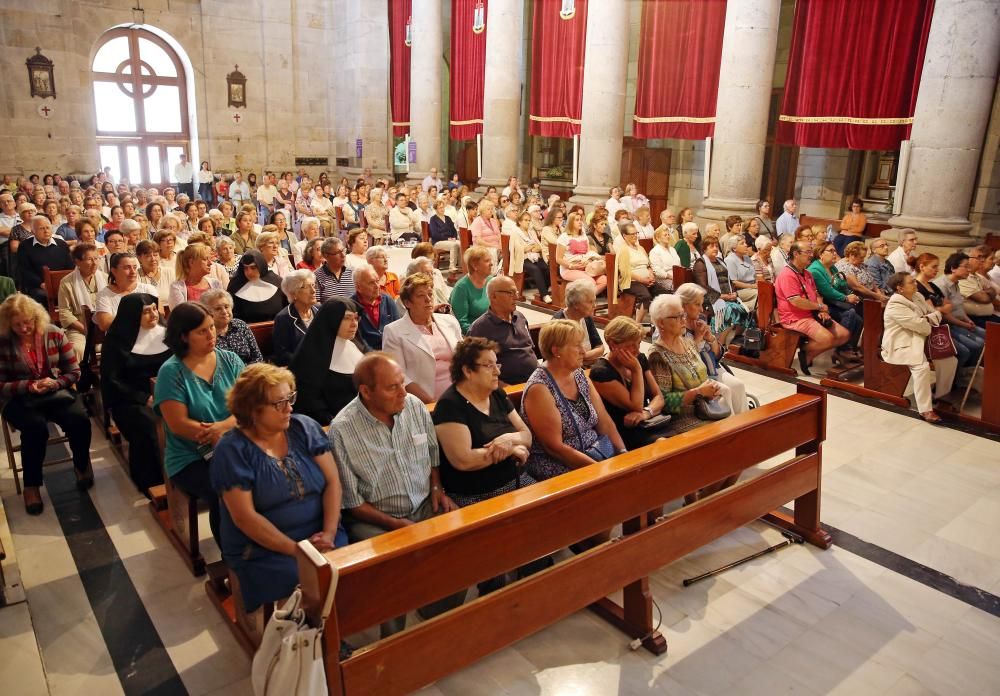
[926,322,999,434]
[43,267,72,323]
[819,299,910,407]
[500,234,525,298]
[420,220,430,243]
[297,384,830,696]
[639,238,654,254]
[248,320,275,361]
[531,242,564,311]
[605,251,636,320]
[724,280,800,376]
[673,264,694,288]
[800,214,890,240]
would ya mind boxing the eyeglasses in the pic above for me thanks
[270,391,298,410]
[475,362,502,373]
[662,313,686,321]
[494,289,517,296]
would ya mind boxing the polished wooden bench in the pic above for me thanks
[247,320,275,361]
[297,384,831,695]
[725,280,800,376]
[800,214,890,240]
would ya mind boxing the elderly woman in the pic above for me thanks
[216,235,239,276]
[405,256,452,313]
[808,241,862,360]
[230,210,259,255]
[590,317,672,450]
[94,252,159,331]
[835,198,867,257]
[201,289,264,365]
[273,270,319,366]
[614,222,665,323]
[366,246,400,298]
[154,302,245,545]
[648,226,682,293]
[344,228,369,270]
[383,273,463,403]
[297,237,324,272]
[212,363,348,612]
[674,222,702,269]
[268,210,296,261]
[914,253,983,377]
[693,237,751,343]
[291,298,367,424]
[342,189,365,231]
[364,191,388,244]
[553,278,605,366]
[430,198,461,271]
[882,273,957,424]
[674,283,747,415]
[836,240,888,303]
[470,198,502,259]
[227,250,287,324]
[0,295,92,514]
[520,320,625,481]
[751,236,776,283]
[146,201,165,230]
[256,230,293,278]
[293,216,320,260]
[452,245,494,334]
[865,237,895,295]
[101,293,170,493]
[57,242,108,361]
[508,210,550,302]
[723,235,759,311]
[168,243,223,307]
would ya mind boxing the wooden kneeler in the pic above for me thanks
[297,384,830,696]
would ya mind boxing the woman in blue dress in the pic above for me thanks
[211,362,348,611]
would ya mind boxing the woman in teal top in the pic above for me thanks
[452,245,493,333]
[807,241,862,358]
[154,301,245,545]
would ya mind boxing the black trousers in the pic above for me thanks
[170,458,221,547]
[175,182,195,199]
[4,394,91,488]
[624,280,667,309]
[111,403,163,494]
[522,258,550,295]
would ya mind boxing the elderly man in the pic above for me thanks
[352,264,400,349]
[0,192,20,238]
[421,167,443,193]
[774,241,850,374]
[315,237,354,303]
[330,353,465,637]
[959,245,1000,326]
[389,192,421,242]
[229,171,250,210]
[775,199,800,237]
[468,276,539,386]
[887,228,919,273]
[653,208,680,245]
[16,216,73,305]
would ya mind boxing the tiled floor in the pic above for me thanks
[1,363,998,696]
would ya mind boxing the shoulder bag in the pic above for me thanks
[545,369,615,461]
[252,542,338,696]
[925,324,957,361]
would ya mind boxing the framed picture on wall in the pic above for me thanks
[26,48,56,99]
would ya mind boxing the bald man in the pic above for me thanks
[17,215,73,305]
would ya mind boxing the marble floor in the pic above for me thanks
[1,357,999,695]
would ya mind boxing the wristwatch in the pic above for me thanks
[642,407,653,418]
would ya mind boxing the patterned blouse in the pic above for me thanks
[216,318,263,365]
[647,338,708,415]
[836,258,879,292]
[520,367,599,481]
[0,326,80,400]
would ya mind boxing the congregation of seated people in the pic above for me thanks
[2,168,998,633]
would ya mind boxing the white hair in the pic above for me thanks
[280,269,315,302]
[674,282,705,308]
[300,216,320,235]
[649,294,684,326]
[406,257,433,277]
[565,278,596,308]
[364,246,386,263]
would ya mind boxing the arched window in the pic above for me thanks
[92,27,190,186]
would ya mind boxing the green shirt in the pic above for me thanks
[153,349,245,477]
[807,259,849,302]
[451,274,492,334]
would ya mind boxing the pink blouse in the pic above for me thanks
[470,216,501,249]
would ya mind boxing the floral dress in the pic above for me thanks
[520,367,599,481]
[647,338,710,433]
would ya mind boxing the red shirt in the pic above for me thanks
[359,295,380,328]
[774,264,818,325]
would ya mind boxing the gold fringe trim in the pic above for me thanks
[528,114,582,125]
[449,118,484,126]
[778,114,913,125]
[633,115,716,124]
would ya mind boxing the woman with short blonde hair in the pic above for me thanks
[168,243,222,307]
[255,230,293,278]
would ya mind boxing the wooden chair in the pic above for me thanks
[532,243,565,311]
[724,280,801,376]
[248,321,275,361]
[604,252,636,320]
[297,384,831,695]
[420,221,430,243]
[458,227,472,271]
[500,234,525,298]
[43,267,73,323]
[333,207,346,239]
[147,384,208,577]
[639,238,654,254]
[1,409,72,495]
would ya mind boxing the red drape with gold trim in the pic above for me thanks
[776,0,934,150]
[633,0,726,140]
[528,0,588,138]
[450,0,488,140]
[389,0,412,137]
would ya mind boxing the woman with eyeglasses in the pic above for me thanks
[808,241,863,361]
[211,363,348,613]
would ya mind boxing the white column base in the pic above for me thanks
[697,196,760,223]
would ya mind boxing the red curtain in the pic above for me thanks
[389,0,412,137]
[450,0,488,140]
[776,0,934,150]
[633,0,726,140]
[528,0,588,138]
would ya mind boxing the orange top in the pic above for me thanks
[840,212,867,235]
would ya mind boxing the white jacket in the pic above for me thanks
[881,292,941,367]
[389,206,420,241]
[382,312,463,397]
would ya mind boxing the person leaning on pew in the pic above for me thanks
[330,353,466,637]
[211,363,348,613]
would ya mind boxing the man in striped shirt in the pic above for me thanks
[330,352,463,636]
[314,238,354,303]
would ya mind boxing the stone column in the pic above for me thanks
[342,0,393,179]
[407,0,444,185]
[887,0,1000,249]
[569,0,630,206]
[478,0,525,189]
[698,0,782,223]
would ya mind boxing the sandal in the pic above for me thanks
[75,465,95,491]
[920,411,943,424]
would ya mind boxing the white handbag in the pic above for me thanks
[251,542,339,696]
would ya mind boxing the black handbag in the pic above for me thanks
[740,327,766,358]
[23,388,75,410]
[694,394,731,421]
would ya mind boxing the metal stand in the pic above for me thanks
[682,522,805,587]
